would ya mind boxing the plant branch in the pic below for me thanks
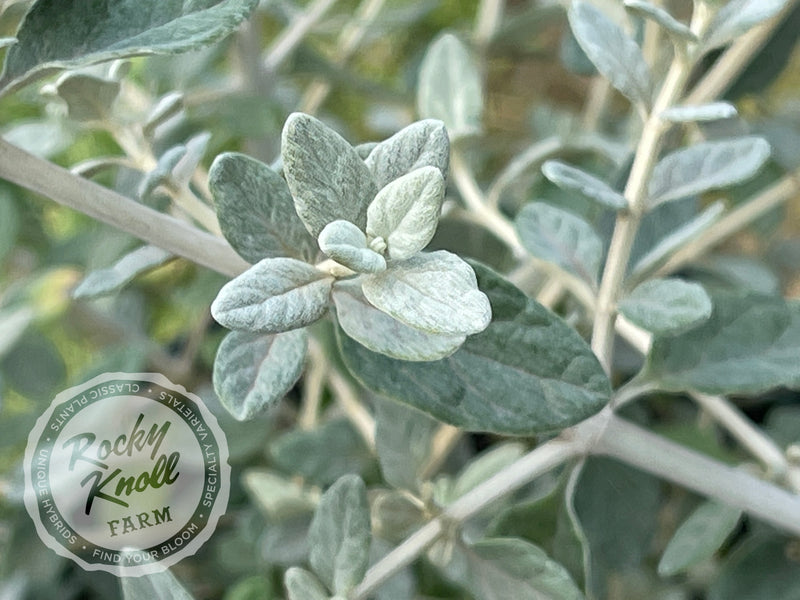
[685,0,800,106]
[654,174,800,278]
[263,0,340,73]
[0,138,249,278]
[327,369,376,451]
[473,0,505,48]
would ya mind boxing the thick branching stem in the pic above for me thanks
[0,137,249,278]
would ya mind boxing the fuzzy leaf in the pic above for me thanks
[661,102,738,123]
[339,264,611,435]
[212,329,307,421]
[618,278,712,335]
[452,443,526,499]
[361,251,491,336]
[648,137,771,207]
[308,474,371,595]
[630,201,725,279]
[568,1,652,105]
[417,33,483,139]
[120,566,194,600]
[270,419,373,486]
[282,112,377,237]
[284,568,328,600]
[0,0,259,94]
[211,258,333,334]
[366,166,445,260]
[658,501,742,576]
[448,538,584,600]
[73,245,173,299]
[374,399,439,491]
[703,0,791,52]
[210,152,316,263]
[318,220,386,273]
[50,72,120,121]
[624,0,697,42]
[364,119,450,190]
[516,203,603,286]
[645,291,800,394]
[333,280,465,361]
[541,160,627,210]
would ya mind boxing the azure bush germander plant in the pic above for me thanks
[1,0,800,598]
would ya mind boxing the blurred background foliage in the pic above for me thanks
[1,0,800,598]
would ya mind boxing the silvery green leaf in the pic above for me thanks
[2,119,73,158]
[374,399,439,491]
[703,0,790,52]
[366,166,445,260]
[0,38,16,50]
[270,418,374,486]
[282,112,377,237]
[624,0,697,43]
[630,201,724,280]
[242,469,316,520]
[318,220,386,274]
[0,0,259,94]
[171,131,210,186]
[658,501,742,576]
[568,1,652,106]
[72,245,173,299]
[143,92,184,136]
[445,538,584,600]
[333,280,465,361]
[212,329,307,421]
[619,278,712,335]
[211,258,333,334]
[648,137,771,207]
[645,291,800,394]
[284,568,328,600]
[0,305,34,359]
[661,103,738,123]
[308,474,371,595]
[364,119,450,190]
[709,536,800,600]
[209,152,316,262]
[121,566,194,600]
[515,202,603,286]
[139,145,186,200]
[339,264,611,435]
[372,490,427,542]
[541,160,627,210]
[52,72,120,121]
[417,33,483,139]
[452,443,526,499]
[354,141,378,160]
[361,251,491,336]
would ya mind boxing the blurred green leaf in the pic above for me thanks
[284,567,328,600]
[618,278,712,335]
[72,245,173,299]
[120,566,195,600]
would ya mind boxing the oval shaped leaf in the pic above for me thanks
[568,1,652,106]
[213,329,307,421]
[658,501,742,576]
[211,257,333,334]
[446,538,584,600]
[648,137,771,207]
[364,119,450,190]
[624,0,697,43]
[618,278,712,335]
[333,280,465,361]
[282,112,378,237]
[703,0,791,52]
[339,264,611,435]
[361,251,491,336]
[541,160,627,210]
[121,565,194,600]
[645,291,800,394]
[73,245,173,299]
[366,166,445,260]
[417,33,483,139]
[318,220,386,274]
[0,0,259,94]
[308,474,371,595]
[708,536,800,600]
[284,568,328,600]
[661,102,738,123]
[209,152,316,263]
[516,202,603,286]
